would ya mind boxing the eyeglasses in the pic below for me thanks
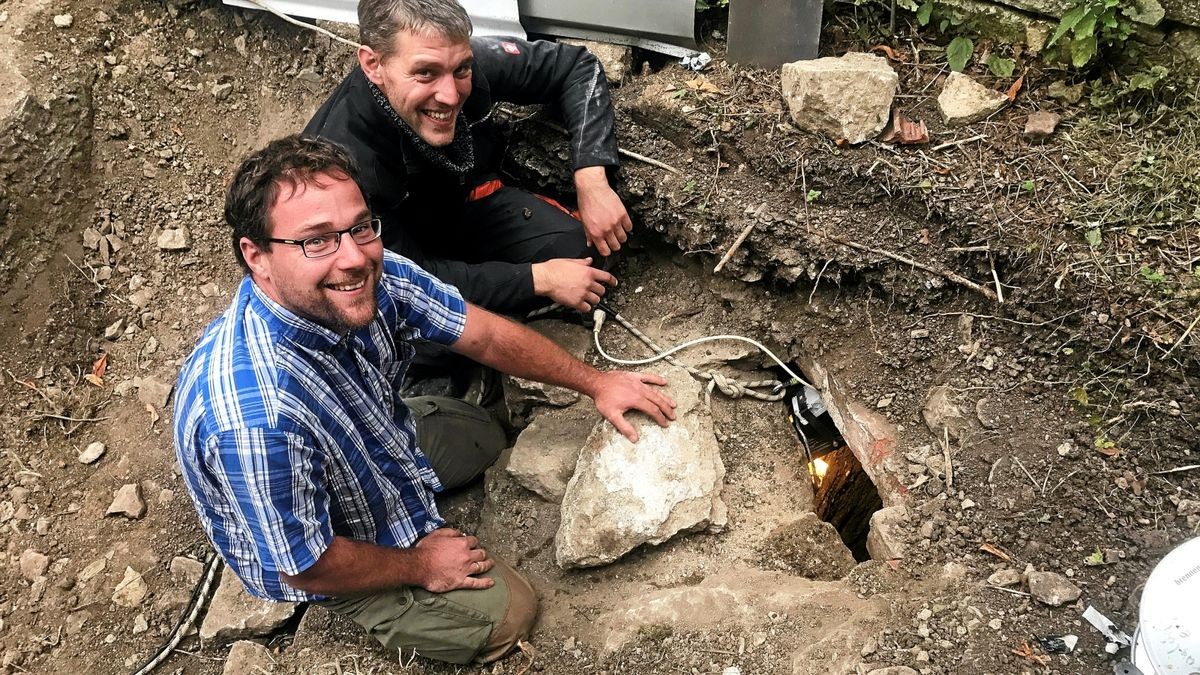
[266,218,383,259]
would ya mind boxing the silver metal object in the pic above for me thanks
[1131,537,1200,674]
[223,0,527,38]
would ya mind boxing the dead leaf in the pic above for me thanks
[1096,444,1120,458]
[145,403,160,427]
[91,352,108,380]
[684,78,723,94]
[870,44,906,62]
[879,109,930,145]
[920,228,931,245]
[84,374,104,388]
[1011,640,1050,666]
[979,542,1013,562]
[1005,72,1026,102]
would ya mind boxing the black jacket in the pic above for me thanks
[304,36,620,311]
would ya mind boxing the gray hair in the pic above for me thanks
[358,0,473,56]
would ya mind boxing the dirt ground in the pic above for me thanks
[0,1,1197,674]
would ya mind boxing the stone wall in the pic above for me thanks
[931,0,1198,53]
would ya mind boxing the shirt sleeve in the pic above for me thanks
[208,428,333,576]
[378,250,468,345]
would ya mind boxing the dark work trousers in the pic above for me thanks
[455,184,591,276]
[406,184,597,385]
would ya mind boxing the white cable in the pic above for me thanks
[592,310,814,389]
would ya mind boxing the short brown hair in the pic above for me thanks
[358,0,473,57]
[224,135,361,272]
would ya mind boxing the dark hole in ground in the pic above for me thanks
[784,366,884,562]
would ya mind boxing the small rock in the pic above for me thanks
[78,558,107,583]
[1178,499,1200,516]
[199,282,220,298]
[132,614,149,634]
[988,618,1002,630]
[1027,570,1082,607]
[1023,111,1061,140]
[104,319,125,340]
[987,568,1021,587]
[53,14,74,28]
[111,64,129,78]
[866,505,909,560]
[170,556,205,584]
[201,573,298,641]
[876,393,894,409]
[938,72,1008,126]
[78,441,106,464]
[94,11,110,22]
[961,498,976,509]
[780,52,898,144]
[866,668,918,675]
[156,228,192,251]
[860,636,878,656]
[135,377,173,409]
[910,329,930,339]
[106,483,147,519]
[222,640,275,675]
[211,82,234,101]
[83,227,103,250]
[19,549,50,581]
[112,567,149,607]
[1047,80,1085,104]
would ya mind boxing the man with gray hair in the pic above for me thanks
[306,0,630,316]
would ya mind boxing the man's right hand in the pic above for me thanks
[532,257,616,312]
[413,528,495,592]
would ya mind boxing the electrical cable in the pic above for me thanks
[590,301,815,401]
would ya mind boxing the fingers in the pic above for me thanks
[610,412,639,443]
[621,214,634,234]
[634,397,672,429]
[595,238,612,257]
[457,575,496,590]
[639,373,668,387]
[468,558,495,576]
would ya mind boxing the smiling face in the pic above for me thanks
[240,173,383,334]
[359,29,474,147]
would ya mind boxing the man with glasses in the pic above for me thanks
[173,135,675,665]
[305,0,629,316]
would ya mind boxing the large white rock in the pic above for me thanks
[780,52,898,144]
[506,403,602,503]
[200,570,297,642]
[555,370,726,569]
[937,72,1008,126]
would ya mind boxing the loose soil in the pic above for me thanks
[0,1,1196,674]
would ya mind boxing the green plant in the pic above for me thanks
[806,189,822,203]
[946,36,973,72]
[1139,265,1167,285]
[1046,0,1137,68]
[985,53,1015,77]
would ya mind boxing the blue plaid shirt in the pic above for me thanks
[173,251,467,602]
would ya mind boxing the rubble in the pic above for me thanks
[18,549,49,581]
[106,483,147,519]
[222,640,275,675]
[1023,110,1061,139]
[78,441,106,464]
[200,572,298,642]
[505,403,601,503]
[865,505,909,561]
[561,38,632,86]
[1027,570,1082,607]
[111,567,148,607]
[780,52,898,144]
[937,72,1008,126]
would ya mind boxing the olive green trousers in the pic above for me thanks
[316,396,537,665]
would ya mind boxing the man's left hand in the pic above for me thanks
[590,371,676,443]
[575,166,632,257]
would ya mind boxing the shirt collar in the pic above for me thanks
[243,277,356,352]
